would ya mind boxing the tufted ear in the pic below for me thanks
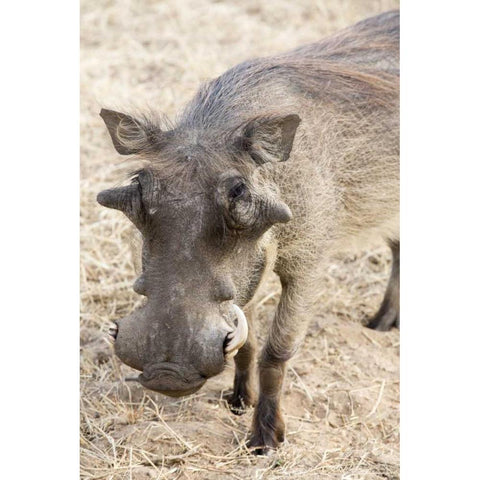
[100,109,164,155]
[235,114,301,165]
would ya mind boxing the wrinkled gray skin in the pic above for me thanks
[98,11,399,454]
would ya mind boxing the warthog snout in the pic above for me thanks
[109,302,248,397]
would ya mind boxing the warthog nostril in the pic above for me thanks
[107,322,118,342]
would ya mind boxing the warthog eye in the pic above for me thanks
[229,181,247,200]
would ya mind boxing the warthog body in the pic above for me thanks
[98,10,399,453]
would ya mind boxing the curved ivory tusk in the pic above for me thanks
[225,349,239,360]
[107,322,118,343]
[224,305,248,357]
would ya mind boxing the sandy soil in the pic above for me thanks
[80,1,399,478]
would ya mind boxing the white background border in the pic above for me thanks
[0,0,79,477]
[1,1,479,478]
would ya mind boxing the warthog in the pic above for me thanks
[97,10,399,454]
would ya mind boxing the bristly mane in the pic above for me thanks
[179,10,399,130]
[124,11,399,192]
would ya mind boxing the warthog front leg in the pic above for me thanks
[248,277,313,454]
[228,306,258,414]
[367,240,400,331]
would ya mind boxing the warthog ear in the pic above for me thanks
[100,109,161,155]
[236,114,301,165]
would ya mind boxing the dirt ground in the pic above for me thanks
[80,1,400,478]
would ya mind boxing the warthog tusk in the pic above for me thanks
[108,322,118,340]
[224,305,248,359]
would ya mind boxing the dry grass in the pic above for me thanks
[80,1,399,478]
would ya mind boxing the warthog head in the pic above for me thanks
[97,108,300,397]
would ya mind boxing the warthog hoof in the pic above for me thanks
[367,307,399,331]
[227,390,255,416]
[247,422,285,456]
[247,407,285,455]
[227,393,254,415]
[227,370,256,415]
